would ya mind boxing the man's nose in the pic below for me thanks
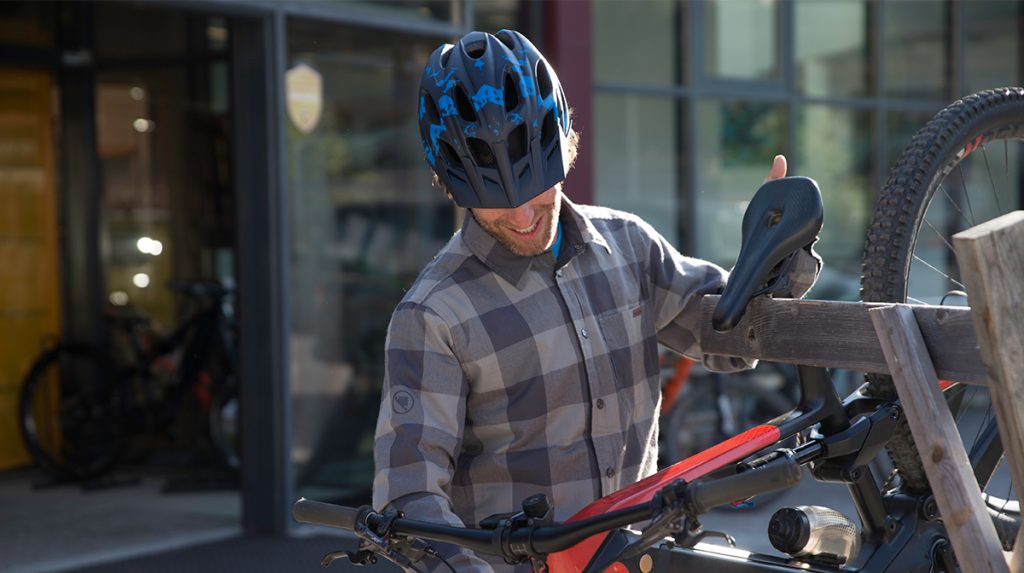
[506,204,535,228]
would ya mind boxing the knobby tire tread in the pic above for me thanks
[861,88,1024,526]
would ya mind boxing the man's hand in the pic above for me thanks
[761,153,820,299]
[764,154,787,182]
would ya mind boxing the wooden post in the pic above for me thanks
[954,211,1024,571]
[870,305,1010,573]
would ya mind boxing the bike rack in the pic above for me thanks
[703,211,1024,573]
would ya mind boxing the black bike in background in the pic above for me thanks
[19,280,240,483]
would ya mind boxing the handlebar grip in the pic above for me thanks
[688,452,801,514]
[292,498,370,531]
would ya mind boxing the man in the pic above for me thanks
[373,30,818,572]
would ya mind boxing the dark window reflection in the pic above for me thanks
[287,19,454,505]
[346,0,452,22]
[883,1,949,99]
[796,106,872,299]
[965,1,1023,93]
[594,0,681,85]
[702,0,779,82]
[695,99,787,267]
[795,0,870,98]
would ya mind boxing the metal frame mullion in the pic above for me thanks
[780,0,796,172]
[684,0,701,255]
[232,9,292,535]
[152,0,469,37]
[872,0,887,200]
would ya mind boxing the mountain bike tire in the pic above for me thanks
[18,344,126,481]
[861,87,1024,547]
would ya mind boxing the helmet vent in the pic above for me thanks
[438,140,462,168]
[540,109,557,147]
[464,40,487,59]
[422,92,441,124]
[454,85,477,123]
[503,73,520,112]
[536,61,553,99]
[467,138,496,167]
[495,30,518,52]
[508,124,527,161]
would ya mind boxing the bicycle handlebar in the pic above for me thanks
[292,451,802,560]
[292,499,368,531]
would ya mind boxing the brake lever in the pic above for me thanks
[328,510,426,572]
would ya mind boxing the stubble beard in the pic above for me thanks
[473,199,561,258]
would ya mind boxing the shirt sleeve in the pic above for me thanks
[372,301,496,573]
[637,220,754,373]
[642,220,821,373]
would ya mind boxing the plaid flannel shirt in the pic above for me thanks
[373,198,817,572]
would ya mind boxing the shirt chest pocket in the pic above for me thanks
[597,301,649,389]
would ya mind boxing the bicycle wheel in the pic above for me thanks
[19,345,126,480]
[861,87,1024,547]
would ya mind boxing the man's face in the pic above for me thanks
[471,186,562,257]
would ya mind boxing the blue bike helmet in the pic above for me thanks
[418,30,572,209]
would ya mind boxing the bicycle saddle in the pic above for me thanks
[712,176,823,333]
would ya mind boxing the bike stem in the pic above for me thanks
[771,365,891,540]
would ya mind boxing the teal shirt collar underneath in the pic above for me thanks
[550,221,563,259]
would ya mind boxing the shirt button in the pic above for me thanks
[580,328,589,339]
[556,269,563,278]
[596,398,605,409]
[606,467,615,478]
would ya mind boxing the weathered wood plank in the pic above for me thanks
[698,296,986,384]
[870,304,1009,573]
[953,211,1024,570]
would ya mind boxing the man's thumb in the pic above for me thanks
[765,154,787,181]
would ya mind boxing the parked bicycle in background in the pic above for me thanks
[19,279,240,484]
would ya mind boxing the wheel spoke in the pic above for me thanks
[981,144,1003,215]
[911,253,967,291]
[958,162,977,226]
[924,217,957,253]
[938,183,972,230]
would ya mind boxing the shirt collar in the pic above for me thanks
[460,194,613,287]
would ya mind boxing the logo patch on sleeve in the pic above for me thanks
[392,390,416,414]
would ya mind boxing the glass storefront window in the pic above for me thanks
[695,99,787,268]
[965,1,1022,93]
[474,0,534,35]
[287,19,454,504]
[593,93,680,245]
[0,2,54,47]
[883,1,949,100]
[594,0,681,85]
[96,11,234,331]
[795,105,872,300]
[702,0,779,82]
[795,0,869,98]
[347,0,453,22]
